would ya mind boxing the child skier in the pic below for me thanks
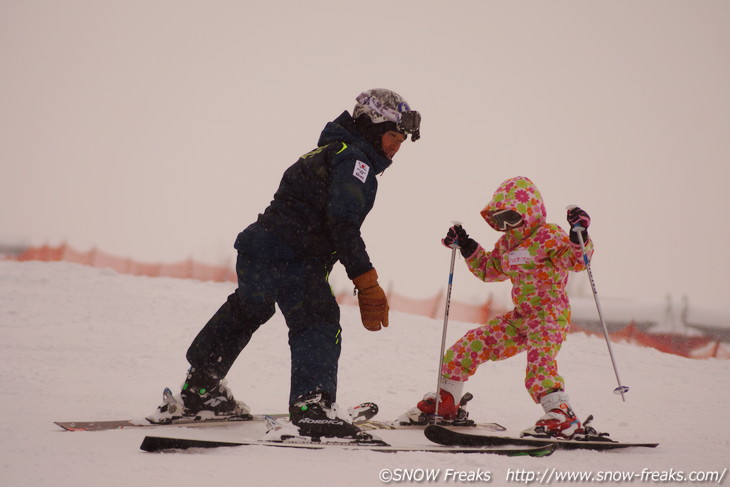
[406,176,593,439]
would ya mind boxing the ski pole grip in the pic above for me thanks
[565,205,585,233]
[450,220,463,249]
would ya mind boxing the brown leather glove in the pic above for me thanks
[352,268,389,331]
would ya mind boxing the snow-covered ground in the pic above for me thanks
[2,260,728,486]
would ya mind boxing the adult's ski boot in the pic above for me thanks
[288,392,373,440]
[146,368,251,424]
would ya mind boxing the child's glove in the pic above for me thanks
[567,207,590,244]
[442,225,478,258]
[352,268,389,331]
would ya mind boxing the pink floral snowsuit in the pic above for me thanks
[442,176,593,403]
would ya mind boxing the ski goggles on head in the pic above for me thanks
[397,111,421,141]
[356,92,421,141]
[491,209,523,231]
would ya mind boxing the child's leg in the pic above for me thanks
[523,309,571,403]
[413,313,525,420]
[441,312,526,381]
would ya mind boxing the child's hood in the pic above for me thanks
[480,176,547,233]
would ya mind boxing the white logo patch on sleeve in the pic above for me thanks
[353,161,370,183]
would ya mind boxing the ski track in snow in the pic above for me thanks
[1,261,729,486]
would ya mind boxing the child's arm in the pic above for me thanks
[552,206,595,271]
[441,224,508,282]
[552,229,594,271]
[464,241,510,283]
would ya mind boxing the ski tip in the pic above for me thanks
[54,422,84,432]
[140,436,157,452]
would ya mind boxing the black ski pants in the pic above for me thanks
[186,223,342,405]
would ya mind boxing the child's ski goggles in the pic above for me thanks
[491,209,523,230]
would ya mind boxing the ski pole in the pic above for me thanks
[434,221,460,420]
[567,206,629,401]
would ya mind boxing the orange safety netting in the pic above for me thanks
[13,243,236,282]
[8,243,728,359]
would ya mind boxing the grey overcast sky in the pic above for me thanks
[2,1,729,311]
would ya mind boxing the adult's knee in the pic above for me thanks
[230,290,275,326]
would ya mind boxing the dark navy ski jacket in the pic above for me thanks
[241,111,392,280]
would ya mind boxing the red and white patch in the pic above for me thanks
[353,161,369,183]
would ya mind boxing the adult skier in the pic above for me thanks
[148,89,421,439]
[402,176,594,439]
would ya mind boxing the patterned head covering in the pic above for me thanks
[480,176,547,234]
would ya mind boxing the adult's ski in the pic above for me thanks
[54,416,282,432]
[55,401,378,432]
[139,434,554,456]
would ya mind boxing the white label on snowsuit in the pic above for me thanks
[353,161,369,183]
[509,249,531,266]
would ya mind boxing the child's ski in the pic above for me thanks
[424,425,659,451]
